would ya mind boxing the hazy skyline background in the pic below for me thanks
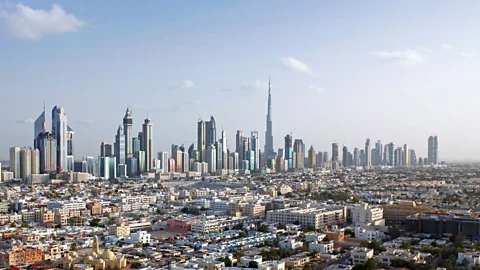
[1,1,479,162]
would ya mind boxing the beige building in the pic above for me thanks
[266,207,346,229]
[108,224,131,237]
[243,204,266,218]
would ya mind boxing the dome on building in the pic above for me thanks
[101,250,116,260]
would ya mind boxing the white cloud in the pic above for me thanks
[15,117,34,124]
[178,80,194,89]
[280,57,317,76]
[0,3,85,40]
[239,80,268,90]
[370,50,425,66]
[442,44,454,50]
[461,52,476,59]
[307,85,324,93]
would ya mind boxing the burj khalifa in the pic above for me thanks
[265,79,274,159]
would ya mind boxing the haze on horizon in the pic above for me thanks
[1,1,479,162]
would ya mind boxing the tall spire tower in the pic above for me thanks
[265,78,274,159]
[123,108,133,158]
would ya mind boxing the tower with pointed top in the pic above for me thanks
[265,79,274,160]
[52,106,68,172]
[123,108,133,158]
[142,118,153,172]
[115,125,126,167]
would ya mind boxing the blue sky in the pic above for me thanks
[1,1,480,161]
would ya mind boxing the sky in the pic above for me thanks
[1,0,480,162]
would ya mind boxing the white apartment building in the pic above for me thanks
[457,252,480,269]
[351,247,374,265]
[308,240,334,254]
[354,226,386,242]
[125,231,151,245]
[120,195,157,204]
[47,201,87,211]
[349,203,384,226]
[266,207,346,229]
[377,249,420,268]
[191,216,259,233]
[260,260,285,270]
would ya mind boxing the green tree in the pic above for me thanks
[248,261,259,268]
[135,242,143,248]
[258,224,269,233]
[90,218,101,227]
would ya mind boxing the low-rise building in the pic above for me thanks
[351,247,374,265]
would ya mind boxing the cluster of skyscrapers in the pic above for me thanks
[6,80,441,180]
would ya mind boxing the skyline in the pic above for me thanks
[2,1,480,161]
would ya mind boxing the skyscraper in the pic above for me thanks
[353,147,360,167]
[410,149,417,166]
[264,79,274,159]
[20,148,31,181]
[308,146,316,169]
[342,145,348,167]
[332,143,339,162]
[34,105,46,149]
[67,125,74,171]
[197,120,206,162]
[52,106,68,172]
[293,139,304,169]
[206,116,216,147]
[206,145,216,173]
[141,118,153,172]
[375,140,383,166]
[215,141,223,172]
[236,130,243,160]
[403,144,409,166]
[284,134,293,170]
[100,142,113,157]
[251,131,259,171]
[428,135,438,165]
[37,132,57,173]
[115,125,126,167]
[157,151,169,173]
[123,108,133,158]
[387,142,395,166]
[9,147,20,179]
[31,148,40,175]
[221,130,228,170]
[364,138,371,167]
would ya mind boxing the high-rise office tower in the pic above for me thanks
[115,125,126,167]
[251,131,259,171]
[364,138,371,167]
[221,130,228,170]
[206,116,216,147]
[428,135,438,164]
[316,151,323,167]
[353,148,360,167]
[100,142,113,157]
[175,150,183,172]
[141,118,153,172]
[375,140,383,166]
[123,108,133,158]
[410,149,417,166]
[308,146,316,169]
[31,148,40,175]
[323,152,329,165]
[206,145,216,173]
[171,144,179,158]
[383,145,389,165]
[182,152,189,172]
[284,134,293,170]
[132,137,141,156]
[187,143,195,161]
[197,120,206,162]
[387,143,395,166]
[331,143,339,162]
[347,152,353,167]
[293,139,304,169]
[9,147,21,179]
[264,79,274,159]
[157,151,169,173]
[66,126,74,171]
[394,147,403,167]
[359,149,365,166]
[52,106,68,172]
[37,132,57,173]
[34,105,46,149]
[20,148,31,181]
[236,130,244,160]
[403,144,409,166]
[342,145,348,167]
[215,141,223,171]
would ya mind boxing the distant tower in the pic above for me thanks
[67,126,74,171]
[284,134,293,170]
[141,118,153,172]
[428,135,438,164]
[236,130,244,161]
[342,145,348,167]
[197,120,206,162]
[332,143,339,162]
[206,116,216,147]
[251,131,259,171]
[33,104,46,149]
[264,79,274,159]
[9,147,21,179]
[52,106,68,172]
[115,125,126,167]
[92,235,100,255]
[123,108,133,158]
[308,146,316,169]
[403,144,409,166]
[221,130,228,170]
[364,138,371,167]
[293,139,304,169]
